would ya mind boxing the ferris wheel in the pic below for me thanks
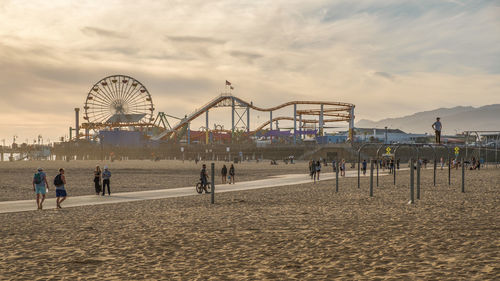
[84,75,154,126]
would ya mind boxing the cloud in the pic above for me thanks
[81,26,127,39]
[373,71,395,81]
[166,35,226,45]
[229,50,263,63]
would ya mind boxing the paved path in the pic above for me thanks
[0,170,389,214]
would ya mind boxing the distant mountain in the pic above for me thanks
[356,104,500,135]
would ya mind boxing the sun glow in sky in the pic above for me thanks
[0,0,499,143]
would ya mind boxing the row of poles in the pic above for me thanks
[207,143,493,205]
[333,157,468,204]
[351,143,496,204]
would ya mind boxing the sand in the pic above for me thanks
[0,160,314,201]
[0,164,498,280]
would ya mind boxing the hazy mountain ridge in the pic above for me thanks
[356,104,500,135]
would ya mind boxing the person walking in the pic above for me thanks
[54,168,67,209]
[102,166,111,196]
[310,160,316,181]
[332,159,336,172]
[94,166,101,195]
[33,167,49,210]
[340,159,346,177]
[229,164,235,184]
[200,164,210,193]
[221,164,228,184]
[432,117,442,144]
[362,159,367,175]
[315,160,321,181]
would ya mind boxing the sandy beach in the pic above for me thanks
[0,163,498,280]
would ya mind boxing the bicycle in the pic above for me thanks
[195,180,212,194]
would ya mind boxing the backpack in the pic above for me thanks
[54,174,63,186]
[34,172,42,184]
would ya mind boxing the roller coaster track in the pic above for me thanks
[151,94,354,141]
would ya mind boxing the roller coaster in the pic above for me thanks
[150,93,355,144]
[78,75,355,144]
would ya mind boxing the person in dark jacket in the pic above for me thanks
[221,165,228,184]
[229,164,235,184]
[94,166,101,195]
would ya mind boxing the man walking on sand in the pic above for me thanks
[102,166,111,196]
[54,168,67,209]
[432,117,442,144]
[33,167,49,210]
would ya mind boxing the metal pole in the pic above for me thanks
[465,132,469,159]
[433,159,436,186]
[357,151,361,188]
[269,111,273,130]
[393,157,397,185]
[417,159,421,200]
[335,160,339,192]
[246,106,250,133]
[448,158,451,185]
[231,99,235,141]
[75,108,80,140]
[461,158,465,193]
[319,104,324,136]
[206,110,209,144]
[349,106,355,145]
[211,163,215,204]
[299,114,302,140]
[370,160,374,197]
[410,158,414,204]
[376,159,379,187]
[293,104,297,144]
[187,123,191,145]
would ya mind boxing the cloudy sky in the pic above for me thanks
[0,0,499,143]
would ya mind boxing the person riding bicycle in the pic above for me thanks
[200,164,210,193]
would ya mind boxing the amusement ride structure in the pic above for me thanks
[76,75,356,144]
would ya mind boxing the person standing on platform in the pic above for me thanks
[33,167,49,210]
[432,117,442,144]
[94,166,101,195]
[102,166,111,196]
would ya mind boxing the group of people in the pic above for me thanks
[32,165,112,210]
[331,159,346,177]
[308,160,322,182]
[32,167,67,210]
[198,163,236,193]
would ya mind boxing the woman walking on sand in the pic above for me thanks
[54,168,67,209]
[221,164,228,184]
[315,160,321,181]
[229,164,235,184]
[94,166,101,195]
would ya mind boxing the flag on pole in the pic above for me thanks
[225,80,231,86]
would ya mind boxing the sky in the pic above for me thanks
[0,0,499,144]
